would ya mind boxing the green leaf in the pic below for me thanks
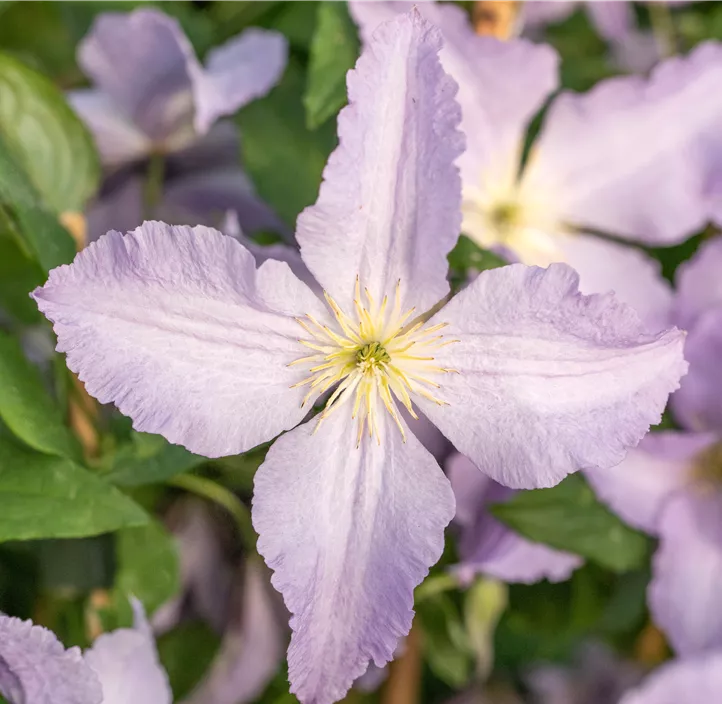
[0,330,80,460]
[304,2,359,130]
[464,578,507,679]
[0,232,44,324]
[237,58,337,228]
[0,51,100,212]
[491,474,649,573]
[0,438,147,542]
[448,235,507,274]
[115,519,180,615]
[103,431,206,487]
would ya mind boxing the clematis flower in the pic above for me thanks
[447,453,582,585]
[351,1,722,330]
[0,600,170,704]
[588,237,722,656]
[33,12,686,704]
[69,8,287,168]
[617,651,722,704]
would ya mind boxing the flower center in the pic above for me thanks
[289,279,457,445]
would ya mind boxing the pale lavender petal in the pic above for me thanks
[619,651,722,704]
[585,431,714,535]
[183,558,285,704]
[672,309,722,433]
[520,1,576,30]
[297,10,463,315]
[32,221,332,458]
[78,9,197,145]
[192,29,287,134]
[586,1,634,42]
[523,41,722,244]
[402,409,451,464]
[84,599,171,704]
[0,616,102,704]
[418,263,687,489]
[447,454,581,584]
[554,231,673,331]
[350,1,558,196]
[611,30,661,75]
[673,236,722,331]
[253,406,455,704]
[649,492,722,655]
[68,89,151,168]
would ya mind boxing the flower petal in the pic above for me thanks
[522,41,722,244]
[672,308,722,433]
[586,1,634,41]
[78,8,197,144]
[619,651,722,704]
[554,231,673,331]
[192,29,288,134]
[418,263,687,489]
[32,221,331,458]
[67,89,151,168]
[253,406,455,704]
[448,454,581,584]
[349,1,559,189]
[673,236,722,331]
[585,431,714,535]
[649,492,722,656]
[84,599,171,704]
[297,10,464,315]
[0,616,102,704]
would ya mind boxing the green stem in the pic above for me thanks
[168,474,257,551]
[649,2,677,59]
[142,152,165,220]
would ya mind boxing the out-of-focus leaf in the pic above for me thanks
[304,2,359,130]
[0,437,147,542]
[464,578,507,680]
[237,58,336,228]
[0,233,43,324]
[115,519,180,616]
[0,330,80,459]
[103,431,206,487]
[34,535,114,591]
[0,134,76,271]
[0,51,99,212]
[266,1,320,51]
[491,474,648,573]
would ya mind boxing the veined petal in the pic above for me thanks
[585,431,714,535]
[522,41,722,244]
[84,599,171,704]
[649,492,722,656]
[673,236,722,331]
[418,264,687,489]
[192,29,288,134]
[0,616,102,704]
[672,309,722,433]
[349,1,559,190]
[448,454,581,584]
[67,89,152,168]
[78,9,198,145]
[297,10,464,315]
[32,221,331,458]
[619,651,722,704]
[253,405,455,704]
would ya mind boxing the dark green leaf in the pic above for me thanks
[0,51,100,212]
[491,474,649,572]
[304,2,359,130]
[0,330,80,459]
[448,235,507,274]
[0,438,147,542]
[0,232,44,324]
[237,58,336,228]
[34,535,114,591]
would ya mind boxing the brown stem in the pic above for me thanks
[380,623,422,704]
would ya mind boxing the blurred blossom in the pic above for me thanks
[588,237,722,656]
[447,453,582,585]
[617,651,722,704]
[0,599,170,704]
[351,2,722,331]
[32,11,686,704]
[69,8,287,168]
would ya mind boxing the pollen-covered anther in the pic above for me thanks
[289,280,458,445]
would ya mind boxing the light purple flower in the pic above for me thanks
[618,651,722,704]
[588,237,722,656]
[447,453,582,585]
[69,8,287,168]
[33,12,686,704]
[0,600,169,704]
[351,2,722,330]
